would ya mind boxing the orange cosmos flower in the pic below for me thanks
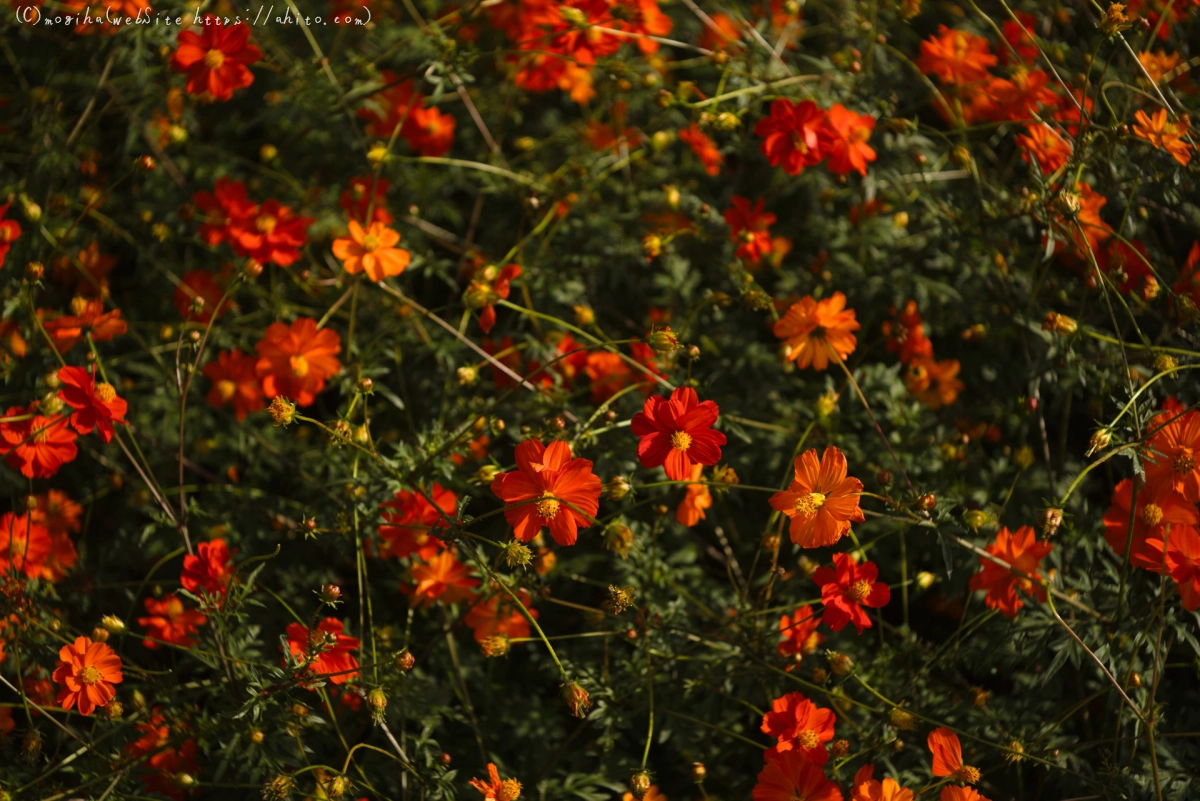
[1138,50,1183,84]
[407,549,480,606]
[822,104,876,176]
[1166,527,1200,611]
[751,749,843,801]
[770,447,864,548]
[180,538,236,600]
[940,788,992,801]
[33,490,82,538]
[1102,480,1197,572]
[0,402,79,479]
[850,765,914,801]
[57,365,128,443]
[470,763,523,801]
[761,691,836,764]
[905,357,964,409]
[632,387,727,481]
[1144,409,1200,502]
[0,201,21,269]
[41,298,127,352]
[124,709,200,801]
[228,199,313,267]
[170,16,262,101]
[725,196,777,263]
[333,220,411,282]
[285,617,360,685]
[1016,123,1072,175]
[375,484,458,560]
[778,605,823,662]
[203,348,264,421]
[138,593,207,649]
[52,241,117,298]
[52,635,123,716]
[1132,108,1193,166]
[814,553,890,634]
[928,727,980,784]
[679,123,724,176]
[465,588,536,644]
[255,317,342,407]
[0,511,52,579]
[968,526,1051,618]
[755,99,826,176]
[882,301,933,365]
[490,439,602,546]
[916,26,998,85]
[676,464,713,527]
[622,787,665,801]
[774,292,859,370]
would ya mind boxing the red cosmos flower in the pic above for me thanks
[0,403,79,479]
[755,99,826,175]
[752,748,844,801]
[916,26,998,85]
[0,512,52,579]
[357,73,457,156]
[607,0,673,53]
[407,549,480,605]
[406,103,457,157]
[341,176,393,225]
[761,692,836,764]
[170,17,263,102]
[1016,123,1072,175]
[1103,479,1197,572]
[173,270,228,323]
[1102,239,1153,295]
[138,593,207,649]
[193,177,256,247]
[124,711,200,801]
[375,484,458,561]
[850,765,915,801]
[1001,11,1039,63]
[180,538,236,600]
[255,317,342,407]
[1145,409,1200,502]
[526,333,589,390]
[679,123,724,176]
[778,605,823,662]
[285,617,360,685]
[676,463,713,527]
[0,201,21,268]
[41,299,128,352]
[464,588,537,643]
[940,788,992,801]
[698,12,744,51]
[631,387,726,481]
[770,447,864,548]
[52,636,123,716]
[229,199,313,267]
[725,196,777,263]
[57,365,128,443]
[968,526,1052,618]
[33,490,82,538]
[928,727,981,784]
[469,264,522,334]
[813,554,890,634]
[774,292,860,370]
[985,68,1058,122]
[882,301,933,365]
[821,104,876,176]
[490,439,602,546]
[1166,528,1200,611]
[203,348,264,421]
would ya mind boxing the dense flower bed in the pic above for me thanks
[2,0,1200,799]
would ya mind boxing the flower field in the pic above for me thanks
[1,0,1200,799]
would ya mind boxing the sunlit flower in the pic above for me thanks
[1016,123,1072,175]
[470,763,523,801]
[755,99,826,175]
[0,512,52,579]
[285,617,361,686]
[375,484,458,560]
[180,538,236,600]
[778,605,823,661]
[916,26,997,84]
[407,549,480,606]
[774,292,860,370]
[173,269,229,323]
[229,199,313,267]
[333,220,411,282]
[928,727,981,784]
[814,553,890,634]
[770,447,864,548]
[632,387,726,481]
[1103,479,1197,572]
[676,463,713,527]
[751,748,843,801]
[850,764,915,801]
[905,357,964,409]
[138,593,207,649]
[41,299,127,352]
[761,691,836,765]
[0,402,79,479]
[255,317,342,407]
[1145,409,1200,502]
[0,201,21,269]
[57,365,128,443]
[725,196,776,263]
[679,123,724,176]
[968,526,1051,618]
[52,635,123,716]
[465,588,536,644]
[1166,527,1200,611]
[170,16,263,101]
[1132,108,1192,166]
[821,104,876,176]
[490,439,601,545]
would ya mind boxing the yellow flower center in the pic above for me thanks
[791,132,809,153]
[536,494,561,520]
[1141,503,1165,527]
[290,355,310,378]
[79,665,103,685]
[1173,448,1196,476]
[216,380,237,401]
[362,234,381,252]
[203,48,226,70]
[796,729,820,750]
[32,424,51,444]
[670,431,692,451]
[952,32,969,61]
[498,779,522,801]
[256,215,278,234]
[957,765,981,784]
[95,382,117,403]
[793,492,826,517]
[848,579,873,603]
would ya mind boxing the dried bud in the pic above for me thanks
[603,522,635,557]
[963,509,987,531]
[262,773,295,801]
[20,728,43,763]
[828,651,854,676]
[329,419,352,444]
[829,739,850,757]
[503,541,533,568]
[646,327,678,355]
[605,476,632,500]
[102,700,124,719]
[1086,428,1112,456]
[605,585,636,615]
[268,396,297,427]
[628,771,652,801]
[1004,740,1025,763]
[711,464,739,491]
[1040,507,1064,537]
[481,636,511,657]
[1042,312,1078,336]
[1054,191,1082,217]
[690,763,707,782]
[810,668,828,684]
[100,614,126,634]
[889,707,917,730]
[1100,2,1131,34]
[563,681,592,718]
[395,649,415,672]
[1014,446,1035,469]
[320,584,342,605]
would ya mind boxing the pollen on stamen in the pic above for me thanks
[793,492,826,517]
[670,430,693,450]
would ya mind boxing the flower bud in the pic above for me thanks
[268,396,297,427]
[320,584,342,605]
[92,626,110,642]
[664,185,681,209]
[646,327,678,355]
[563,681,592,718]
[876,470,892,487]
[963,509,986,532]
[603,522,634,557]
[829,739,850,757]
[605,476,632,500]
[810,668,828,684]
[131,689,147,710]
[368,688,387,724]
[1154,353,1177,372]
[889,707,917,730]
[1040,507,1064,536]
[916,571,935,589]
[690,763,707,782]
[476,464,500,484]
[263,774,295,801]
[815,391,840,418]
[1004,740,1025,763]
[971,687,989,707]
[628,772,652,801]
[1042,312,1077,336]
[260,144,278,162]
[605,585,636,615]
[102,700,124,719]
[395,649,416,672]
[1142,276,1160,301]
[481,635,511,657]
[573,305,595,326]
[828,652,854,676]
[797,555,819,577]
[917,493,937,511]
[1014,446,1035,469]
[503,541,533,568]
[1086,428,1112,456]
[20,728,43,764]
[25,261,44,281]
[250,729,265,744]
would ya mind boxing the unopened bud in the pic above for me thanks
[1014,446,1035,469]
[971,687,989,707]
[395,649,415,672]
[503,540,533,568]
[829,739,850,757]
[605,476,632,500]
[963,509,986,531]
[1041,507,1064,536]
[1154,353,1177,372]
[100,614,126,634]
[916,571,935,589]
[1087,428,1112,456]
[25,261,44,281]
[457,365,478,385]
[889,707,917,730]
[573,305,595,326]
[476,464,501,483]
[691,763,707,782]
[368,688,387,724]
[481,635,511,657]
[917,493,937,511]
[1042,312,1078,336]
[646,327,678,355]
[320,584,342,605]
[563,681,592,718]
[603,522,635,557]
[828,651,854,676]
[876,470,892,487]
[628,772,652,801]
